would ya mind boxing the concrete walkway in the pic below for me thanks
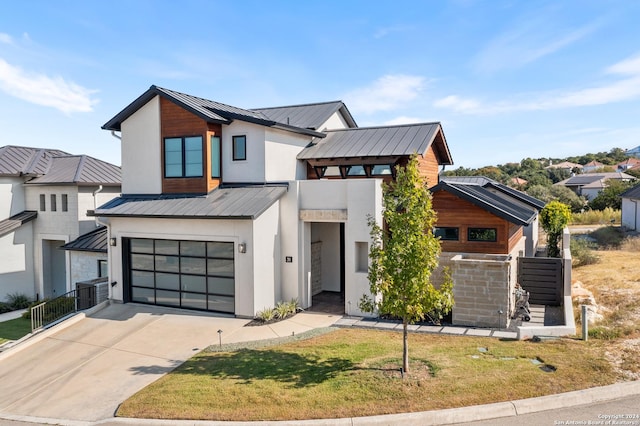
[0,302,638,426]
[0,308,27,322]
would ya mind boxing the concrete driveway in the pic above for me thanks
[0,303,250,422]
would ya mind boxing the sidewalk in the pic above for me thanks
[0,309,27,323]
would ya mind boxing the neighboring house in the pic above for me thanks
[626,145,640,158]
[0,146,120,302]
[545,161,582,174]
[95,85,544,328]
[582,160,605,173]
[616,157,640,172]
[555,172,636,201]
[621,184,640,231]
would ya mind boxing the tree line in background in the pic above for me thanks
[442,147,639,212]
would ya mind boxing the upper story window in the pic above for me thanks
[39,194,46,211]
[347,165,366,176]
[468,228,497,242]
[210,136,221,178]
[164,136,203,178]
[232,135,246,161]
[50,194,57,212]
[435,227,459,241]
[62,194,68,212]
[371,164,393,176]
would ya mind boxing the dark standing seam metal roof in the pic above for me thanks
[296,122,453,164]
[558,172,636,187]
[0,211,37,238]
[431,181,537,226]
[251,101,357,130]
[94,185,287,219]
[102,85,325,138]
[61,226,107,253]
[622,183,640,199]
[0,145,71,177]
[441,176,546,210]
[24,155,121,185]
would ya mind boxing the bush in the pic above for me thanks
[6,293,31,310]
[0,301,11,314]
[620,236,640,251]
[570,237,599,266]
[274,299,299,319]
[256,307,276,322]
[570,208,620,225]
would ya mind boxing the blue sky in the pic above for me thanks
[1,0,640,168]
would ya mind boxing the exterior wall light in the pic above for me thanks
[109,237,117,247]
[238,243,246,253]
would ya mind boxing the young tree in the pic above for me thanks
[360,155,453,374]
[589,179,635,211]
[540,201,571,258]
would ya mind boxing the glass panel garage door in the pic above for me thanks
[127,238,234,314]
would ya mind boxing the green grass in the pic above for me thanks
[117,328,618,421]
[0,317,32,344]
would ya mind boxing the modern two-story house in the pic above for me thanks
[0,146,120,302]
[96,85,545,328]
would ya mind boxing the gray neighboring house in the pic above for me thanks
[0,145,120,302]
[621,183,640,232]
[555,172,636,201]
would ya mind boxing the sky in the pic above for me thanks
[1,0,640,169]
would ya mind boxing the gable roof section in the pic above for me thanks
[0,211,37,238]
[0,145,71,177]
[251,101,357,130]
[297,122,453,164]
[440,176,546,210]
[94,185,287,219]
[102,85,325,138]
[621,183,640,199]
[61,226,107,252]
[431,181,537,226]
[25,155,121,186]
[557,172,635,187]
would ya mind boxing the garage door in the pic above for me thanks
[125,238,235,314]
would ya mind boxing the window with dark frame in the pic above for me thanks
[468,227,497,242]
[98,259,108,277]
[164,136,203,178]
[210,135,221,178]
[232,135,246,161]
[50,194,57,212]
[62,194,68,212]
[39,194,46,211]
[434,227,459,241]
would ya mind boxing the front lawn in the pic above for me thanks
[0,317,31,345]
[118,328,618,421]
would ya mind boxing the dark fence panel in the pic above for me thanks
[518,257,563,306]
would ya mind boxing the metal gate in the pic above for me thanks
[518,257,563,306]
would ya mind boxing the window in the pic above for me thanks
[468,228,497,242]
[164,136,203,178]
[98,259,108,277]
[323,166,341,177]
[39,194,46,211]
[210,136,221,178]
[232,135,246,161]
[62,194,68,212]
[371,165,392,176]
[355,242,368,273]
[435,227,459,241]
[347,165,366,176]
[50,194,57,212]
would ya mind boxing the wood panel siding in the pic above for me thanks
[432,191,517,254]
[160,97,222,194]
[416,146,441,187]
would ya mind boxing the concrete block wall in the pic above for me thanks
[449,253,512,328]
[69,251,107,286]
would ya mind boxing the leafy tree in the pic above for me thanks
[540,201,571,258]
[549,186,587,212]
[589,180,635,210]
[360,155,453,374]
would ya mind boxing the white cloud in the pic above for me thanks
[0,33,12,44]
[474,19,601,73]
[344,74,426,114]
[0,58,97,114]
[435,53,640,115]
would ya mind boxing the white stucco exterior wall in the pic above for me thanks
[121,96,162,194]
[0,224,36,301]
[251,201,281,312]
[0,177,26,217]
[319,111,351,131]
[106,216,256,317]
[622,197,640,231]
[222,122,266,183]
[264,128,312,181]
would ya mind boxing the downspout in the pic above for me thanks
[93,185,103,227]
[110,130,121,140]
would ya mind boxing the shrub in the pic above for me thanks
[274,299,299,319]
[0,301,11,314]
[570,208,620,225]
[540,201,571,257]
[570,237,599,267]
[6,293,31,310]
[620,236,640,251]
[256,307,276,322]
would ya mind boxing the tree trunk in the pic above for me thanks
[403,320,409,374]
